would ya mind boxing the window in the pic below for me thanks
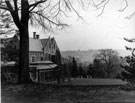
[40,57,43,61]
[32,56,35,62]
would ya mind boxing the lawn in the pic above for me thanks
[1,83,135,103]
[69,78,128,86]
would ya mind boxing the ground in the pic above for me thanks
[69,78,128,85]
[1,84,135,103]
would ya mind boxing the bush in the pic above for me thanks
[120,82,135,91]
[1,65,18,84]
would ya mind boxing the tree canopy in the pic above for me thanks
[94,49,120,78]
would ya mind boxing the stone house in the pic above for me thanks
[3,31,61,64]
[1,31,62,84]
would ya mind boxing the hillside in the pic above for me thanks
[61,49,131,63]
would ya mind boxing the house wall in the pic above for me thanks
[43,38,60,61]
[3,33,61,63]
[29,51,44,63]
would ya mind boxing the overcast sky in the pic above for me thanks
[29,0,135,51]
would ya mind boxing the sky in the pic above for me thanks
[29,0,135,51]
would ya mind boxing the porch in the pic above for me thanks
[29,61,61,84]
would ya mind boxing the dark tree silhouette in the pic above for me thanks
[87,64,93,78]
[78,65,84,78]
[92,59,106,78]
[71,57,78,78]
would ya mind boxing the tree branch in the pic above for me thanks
[124,38,135,42]
[0,5,13,11]
[118,0,128,12]
[32,11,68,27]
[29,0,47,12]
[13,0,18,11]
[67,0,83,20]
[125,11,135,19]
[5,0,13,11]
[97,0,109,17]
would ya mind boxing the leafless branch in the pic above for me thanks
[92,0,105,9]
[125,11,135,19]
[66,0,83,20]
[118,0,128,12]
[97,0,109,17]
[29,0,47,12]
[5,0,14,12]
[32,11,68,27]
[0,5,12,11]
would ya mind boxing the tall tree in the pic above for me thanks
[78,64,84,78]
[0,0,85,83]
[71,57,78,78]
[95,49,119,78]
[92,59,106,78]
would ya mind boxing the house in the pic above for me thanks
[2,31,61,63]
[1,31,62,84]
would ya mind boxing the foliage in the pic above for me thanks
[90,59,106,78]
[121,38,135,82]
[2,45,19,62]
[1,65,18,84]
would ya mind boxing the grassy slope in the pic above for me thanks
[1,84,135,103]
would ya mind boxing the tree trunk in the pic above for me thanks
[18,27,31,83]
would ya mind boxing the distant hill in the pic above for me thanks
[61,49,131,63]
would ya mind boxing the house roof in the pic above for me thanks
[30,60,54,64]
[40,38,49,48]
[29,60,58,70]
[29,38,43,52]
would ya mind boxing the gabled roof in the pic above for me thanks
[29,38,43,52]
[40,38,49,48]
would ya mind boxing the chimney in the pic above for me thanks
[36,34,39,39]
[33,32,36,39]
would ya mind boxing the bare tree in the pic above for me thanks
[0,0,86,83]
[95,49,119,78]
